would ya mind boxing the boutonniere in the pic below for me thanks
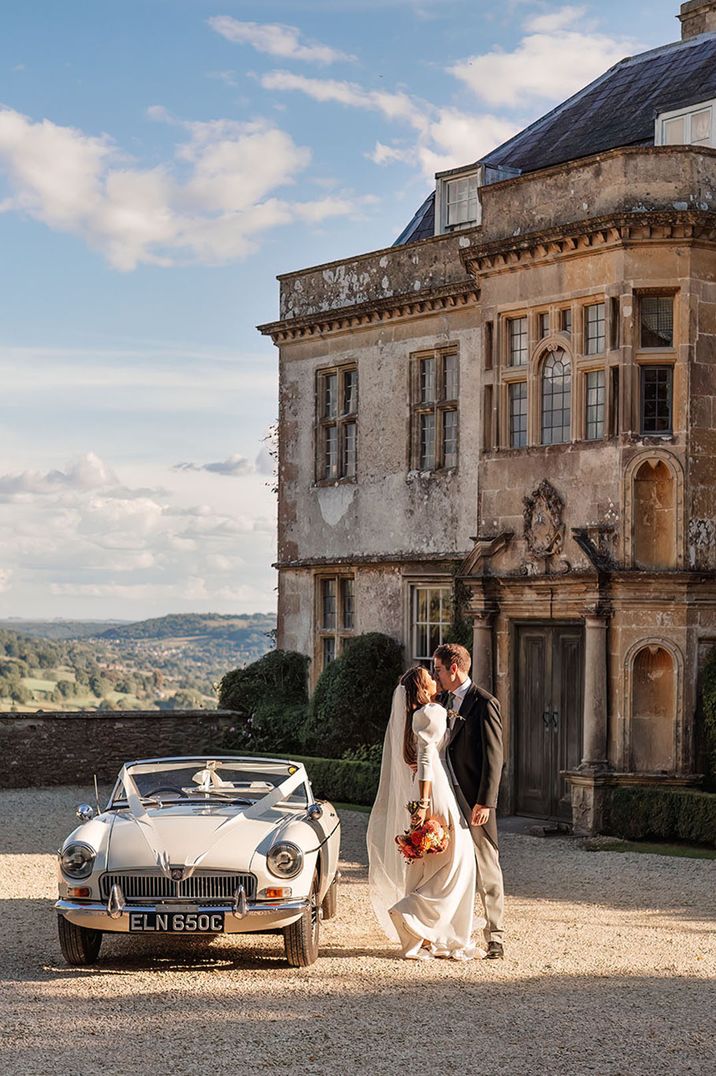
[447,708,464,724]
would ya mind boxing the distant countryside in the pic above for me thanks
[0,613,276,712]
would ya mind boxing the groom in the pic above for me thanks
[433,642,506,959]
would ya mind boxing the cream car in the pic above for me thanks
[55,756,341,967]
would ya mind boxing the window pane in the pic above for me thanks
[420,358,435,403]
[585,370,605,441]
[446,177,477,226]
[640,296,674,348]
[341,578,354,630]
[321,579,337,630]
[443,409,458,468]
[690,109,711,144]
[539,312,550,339]
[442,354,458,401]
[342,369,358,414]
[322,636,336,669]
[412,586,451,660]
[323,373,338,418]
[323,426,338,479]
[509,317,528,366]
[561,308,572,334]
[585,303,606,355]
[343,421,356,478]
[419,412,436,470]
[662,116,685,145]
[541,349,572,445]
[509,381,528,448]
[641,366,673,434]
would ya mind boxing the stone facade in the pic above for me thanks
[259,25,716,832]
[0,711,239,789]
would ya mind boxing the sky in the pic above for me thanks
[0,0,681,621]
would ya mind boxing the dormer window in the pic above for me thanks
[435,167,481,234]
[656,99,714,147]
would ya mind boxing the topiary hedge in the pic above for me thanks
[232,749,379,806]
[218,650,310,754]
[303,632,403,757]
[604,786,716,847]
[218,649,309,714]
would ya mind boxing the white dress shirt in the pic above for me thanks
[448,676,472,729]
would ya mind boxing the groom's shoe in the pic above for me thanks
[485,940,504,960]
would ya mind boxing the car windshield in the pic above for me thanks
[109,759,308,808]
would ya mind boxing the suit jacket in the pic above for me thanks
[445,683,503,848]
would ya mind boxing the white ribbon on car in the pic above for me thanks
[119,763,307,880]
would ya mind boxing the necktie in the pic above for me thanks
[447,693,456,729]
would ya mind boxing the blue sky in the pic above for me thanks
[0,0,680,619]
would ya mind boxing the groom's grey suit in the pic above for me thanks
[444,681,505,945]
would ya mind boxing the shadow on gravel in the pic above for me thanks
[1,969,715,1074]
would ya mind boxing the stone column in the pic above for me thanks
[471,613,494,695]
[581,612,609,768]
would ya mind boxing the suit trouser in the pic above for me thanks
[453,783,505,944]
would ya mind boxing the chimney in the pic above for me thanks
[679,0,716,39]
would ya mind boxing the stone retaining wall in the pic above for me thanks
[0,711,240,788]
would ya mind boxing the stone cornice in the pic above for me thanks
[275,551,465,570]
[461,209,716,277]
[257,282,479,343]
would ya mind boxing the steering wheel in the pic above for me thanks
[144,785,184,798]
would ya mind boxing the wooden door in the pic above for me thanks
[515,623,583,820]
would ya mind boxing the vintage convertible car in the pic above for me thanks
[55,755,341,967]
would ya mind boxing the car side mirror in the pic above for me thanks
[76,804,95,823]
[307,803,323,821]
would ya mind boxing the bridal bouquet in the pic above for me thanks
[395,805,450,863]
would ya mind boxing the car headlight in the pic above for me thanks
[60,842,96,879]
[267,841,304,879]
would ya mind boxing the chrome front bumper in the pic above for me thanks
[55,898,308,933]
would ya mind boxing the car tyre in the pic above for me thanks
[321,875,338,921]
[283,873,320,967]
[57,914,102,966]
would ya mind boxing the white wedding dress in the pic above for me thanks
[367,689,481,958]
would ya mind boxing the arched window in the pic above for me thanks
[541,349,571,445]
[633,460,676,568]
[631,646,675,772]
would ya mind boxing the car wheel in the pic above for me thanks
[321,875,338,921]
[57,914,102,966]
[283,873,320,967]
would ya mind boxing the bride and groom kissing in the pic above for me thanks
[367,642,505,961]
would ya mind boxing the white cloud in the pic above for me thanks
[208,16,354,65]
[0,452,276,617]
[260,71,427,131]
[0,453,118,498]
[173,453,253,477]
[0,107,364,269]
[449,7,639,108]
[263,71,517,179]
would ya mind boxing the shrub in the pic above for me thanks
[304,632,403,757]
[701,647,716,790]
[244,702,309,755]
[604,786,716,847]
[218,650,309,714]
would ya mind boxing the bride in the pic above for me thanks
[367,665,479,960]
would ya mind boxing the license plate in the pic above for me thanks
[128,911,225,933]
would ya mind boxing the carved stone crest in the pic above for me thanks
[523,480,565,558]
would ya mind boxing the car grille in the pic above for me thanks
[100,871,256,904]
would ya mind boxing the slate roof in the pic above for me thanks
[394,31,716,246]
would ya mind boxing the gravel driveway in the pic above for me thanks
[1,785,714,1076]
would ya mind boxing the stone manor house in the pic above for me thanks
[259,1,716,832]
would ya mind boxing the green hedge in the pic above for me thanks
[604,786,716,847]
[702,647,716,790]
[236,750,380,806]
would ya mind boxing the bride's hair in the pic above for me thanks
[399,666,432,767]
